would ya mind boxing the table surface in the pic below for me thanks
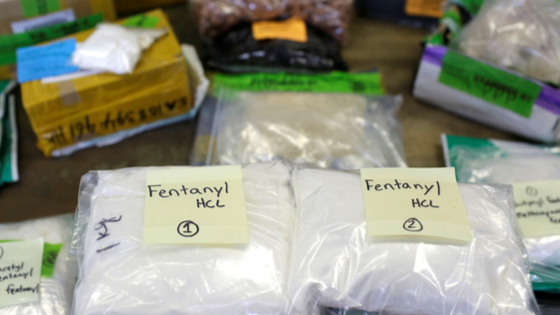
[1,2,558,309]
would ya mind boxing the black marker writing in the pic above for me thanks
[96,243,121,253]
[95,216,122,241]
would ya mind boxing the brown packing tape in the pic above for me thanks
[57,80,81,106]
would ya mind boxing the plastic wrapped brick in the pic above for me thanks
[0,214,75,315]
[207,91,406,169]
[288,166,539,314]
[192,0,353,43]
[442,133,560,293]
[71,162,295,315]
[453,0,560,85]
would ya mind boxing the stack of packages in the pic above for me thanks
[18,9,208,157]
[192,0,352,73]
[58,163,540,315]
[0,0,116,79]
[413,0,560,143]
[442,134,560,295]
[0,80,17,187]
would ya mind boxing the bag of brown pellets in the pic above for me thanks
[192,0,352,73]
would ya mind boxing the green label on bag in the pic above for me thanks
[40,242,62,278]
[0,240,62,278]
[20,0,61,18]
[438,51,541,118]
[0,13,103,66]
[214,71,385,95]
[123,14,160,28]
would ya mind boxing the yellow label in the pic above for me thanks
[405,0,445,18]
[252,18,308,43]
[360,168,472,244]
[144,165,249,245]
[513,180,560,239]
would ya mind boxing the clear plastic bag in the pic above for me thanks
[71,162,295,315]
[442,134,560,293]
[0,214,75,315]
[207,91,406,169]
[453,0,560,85]
[288,166,540,314]
[192,0,353,43]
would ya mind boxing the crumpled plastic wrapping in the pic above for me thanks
[454,0,560,84]
[192,0,353,43]
[202,22,348,73]
[72,23,167,75]
[0,214,75,315]
[208,91,406,169]
[287,166,539,315]
[71,161,295,315]
[442,134,560,293]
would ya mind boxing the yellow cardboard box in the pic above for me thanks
[21,9,192,157]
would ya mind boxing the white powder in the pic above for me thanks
[0,214,75,315]
[72,162,295,315]
[288,168,538,315]
[456,0,560,84]
[213,92,407,170]
[72,24,167,75]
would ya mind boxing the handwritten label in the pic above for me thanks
[213,72,385,95]
[0,238,43,308]
[405,0,445,18]
[513,180,560,239]
[144,165,249,245]
[17,38,79,83]
[360,168,472,243]
[252,18,307,43]
[0,13,103,66]
[439,51,541,118]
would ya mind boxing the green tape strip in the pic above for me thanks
[20,0,61,18]
[0,13,103,66]
[123,14,160,28]
[214,71,385,95]
[0,240,62,278]
[438,51,541,118]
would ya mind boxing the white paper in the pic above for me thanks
[11,9,75,34]
[0,238,44,308]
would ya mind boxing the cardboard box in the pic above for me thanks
[114,0,183,13]
[21,9,194,156]
[0,0,116,35]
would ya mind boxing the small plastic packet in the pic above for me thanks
[442,133,560,293]
[71,162,295,315]
[453,0,560,85]
[287,165,540,314]
[72,23,167,75]
[0,214,75,315]
[199,90,406,169]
